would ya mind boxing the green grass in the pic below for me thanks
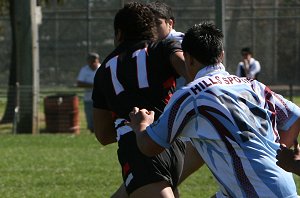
[0,133,122,198]
[0,134,300,198]
[0,133,218,198]
[0,95,300,197]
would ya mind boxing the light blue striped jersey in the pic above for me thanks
[146,63,300,198]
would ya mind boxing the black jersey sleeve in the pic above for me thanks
[160,39,183,78]
[92,66,109,110]
[160,38,182,54]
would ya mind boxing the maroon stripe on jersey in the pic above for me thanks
[123,162,130,176]
[264,86,278,138]
[163,76,176,88]
[163,77,176,104]
[173,109,196,140]
[198,105,259,198]
[167,92,191,142]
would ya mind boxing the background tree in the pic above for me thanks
[1,0,63,126]
[0,0,16,124]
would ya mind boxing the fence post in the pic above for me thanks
[12,82,19,134]
[215,0,226,66]
[289,83,293,102]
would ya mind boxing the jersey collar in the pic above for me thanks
[194,63,227,80]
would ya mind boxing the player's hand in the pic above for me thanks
[276,140,300,173]
[127,107,155,133]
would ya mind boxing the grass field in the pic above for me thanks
[0,95,300,197]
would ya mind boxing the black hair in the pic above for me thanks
[87,52,99,60]
[182,22,224,66]
[241,47,252,55]
[147,1,175,26]
[114,2,157,41]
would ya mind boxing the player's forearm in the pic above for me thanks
[134,127,164,157]
[95,131,117,145]
[291,161,300,176]
[93,108,117,145]
[77,81,93,88]
[94,121,117,145]
[170,51,192,83]
[279,118,300,148]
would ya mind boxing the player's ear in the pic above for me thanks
[219,50,225,63]
[114,29,123,46]
[168,19,174,29]
[184,52,197,68]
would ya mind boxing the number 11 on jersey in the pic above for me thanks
[106,48,150,95]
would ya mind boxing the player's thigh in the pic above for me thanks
[179,141,204,184]
[129,181,175,198]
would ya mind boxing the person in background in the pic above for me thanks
[236,47,261,80]
[92,2,193,197]
[128,22,300,197]
[276,140,300,176]
[147,1,186,89]
[77,52,100,133]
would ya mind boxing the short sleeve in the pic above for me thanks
[77,66,85,81]
[161,38,182,55]
[92,67,109,110]
[274,92,300,131]
[146,90,191,148]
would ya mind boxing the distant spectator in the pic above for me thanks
[236,47,261,79]
[77,52,101,133]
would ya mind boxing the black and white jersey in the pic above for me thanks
[92,39,182,120]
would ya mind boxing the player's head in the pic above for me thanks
[182,22,224,66]
[147,1,175,40]
[87,52,100,69]
[114,2,157,45]
[241,47,253,59]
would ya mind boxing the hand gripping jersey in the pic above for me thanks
[147,64,300,198]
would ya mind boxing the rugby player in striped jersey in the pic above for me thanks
[129,22,300,198]
[93,2,194,198]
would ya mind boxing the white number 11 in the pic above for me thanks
[106,48,149,95]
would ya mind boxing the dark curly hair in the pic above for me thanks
[114,2,158,41]
[182,22,224,66]
[147,1,175,26]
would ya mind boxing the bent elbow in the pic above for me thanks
[94,132,115,146]
[98,138,111,146]
[136,134,165,157]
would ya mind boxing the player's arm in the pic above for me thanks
[93,108,117,145]
[77,80,93,88]
[279,117,300,148]
[276,141,300,176]
[170,51,192,83]
[128,107,164,157]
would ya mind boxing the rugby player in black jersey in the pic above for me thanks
[92,2,194,198]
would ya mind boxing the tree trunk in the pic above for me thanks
[0,0,17,124]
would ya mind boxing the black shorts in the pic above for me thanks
[117,132,186,195]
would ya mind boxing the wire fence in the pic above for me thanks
[1,0,300,86]
[0,0,300,133]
